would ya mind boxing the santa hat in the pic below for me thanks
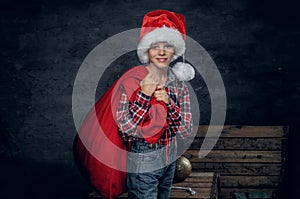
[137,10,195,81]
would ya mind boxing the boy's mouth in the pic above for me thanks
[156,58,168,62]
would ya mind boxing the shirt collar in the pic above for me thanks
[166,68,176,86]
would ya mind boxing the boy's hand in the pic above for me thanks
[154,85,170,104]
[140,73,158,96]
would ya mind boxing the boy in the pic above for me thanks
[116,10,194,198]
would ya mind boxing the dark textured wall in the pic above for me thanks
[0,0,299,198]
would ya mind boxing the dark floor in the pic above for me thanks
[0,157,91,199]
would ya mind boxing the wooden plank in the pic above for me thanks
[189,137,283,150]
[220,175,280,188]
[175,172,214,183]
[191,163,282,175]
[183,177,214,183]
[170,188,211,198]
[196,125,285,138]
[173,182,213,188]
[190,172,215,178]
[184,150,282,163]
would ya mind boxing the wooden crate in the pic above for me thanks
[185,125,287,199]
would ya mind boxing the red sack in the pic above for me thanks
[73,66,168,199]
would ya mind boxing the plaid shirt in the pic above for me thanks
[116,69,193,144]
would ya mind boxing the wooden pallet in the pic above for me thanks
[186,125,287,199]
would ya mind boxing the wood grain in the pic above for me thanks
[184,150,282,163]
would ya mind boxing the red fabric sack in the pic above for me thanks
[73,66,168,198]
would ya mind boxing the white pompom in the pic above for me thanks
[172,62,195,81]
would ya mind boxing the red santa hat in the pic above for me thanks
[137,10,195,81]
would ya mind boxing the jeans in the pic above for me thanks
[126,140,177,199]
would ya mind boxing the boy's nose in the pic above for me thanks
[158,48,165,55]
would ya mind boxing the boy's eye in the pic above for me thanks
[165,45,174,49]
[150,45,159,49]
[150,44,174,50]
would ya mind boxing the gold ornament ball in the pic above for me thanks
[173,156,192,182]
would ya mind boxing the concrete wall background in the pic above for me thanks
[0,0,299,198]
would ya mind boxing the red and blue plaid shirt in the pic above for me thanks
[116,68,193,144]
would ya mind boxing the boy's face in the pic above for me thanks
[148,42,175,69]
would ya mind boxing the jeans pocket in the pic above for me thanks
[140,151,160,163]
[139,151,164,173]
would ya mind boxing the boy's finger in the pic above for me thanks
[156,84,165,90]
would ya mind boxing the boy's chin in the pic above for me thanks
[151,63,170,69]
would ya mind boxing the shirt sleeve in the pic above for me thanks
[166,98,181,125]
[168,82,193,138]
[116,86,151,141]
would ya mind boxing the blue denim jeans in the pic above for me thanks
[126,140,177,199]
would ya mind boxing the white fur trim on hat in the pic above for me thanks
[172,62,195,81]
[137,26,186,64]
